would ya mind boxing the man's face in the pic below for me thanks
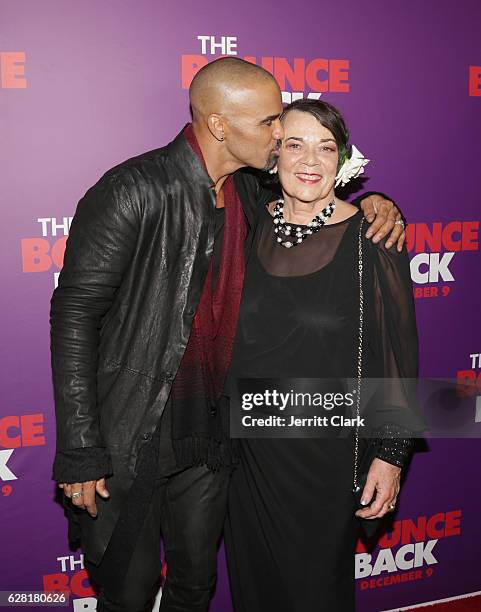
[223,81,284,171]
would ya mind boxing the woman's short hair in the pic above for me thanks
[281,98,350,171]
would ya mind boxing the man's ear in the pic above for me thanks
[207,114,225,142]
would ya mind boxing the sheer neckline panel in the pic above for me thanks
[256,205,361,278]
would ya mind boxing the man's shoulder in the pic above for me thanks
[77,145,176,217]
[95,126,191,189]
[102,139,178,187]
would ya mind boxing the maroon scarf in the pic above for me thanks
[170,124,247,412]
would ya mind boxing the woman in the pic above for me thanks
[223,99,425,611]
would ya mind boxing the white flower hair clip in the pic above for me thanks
[334,144,370,188]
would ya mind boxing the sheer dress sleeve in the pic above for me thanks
[365,237,427,468]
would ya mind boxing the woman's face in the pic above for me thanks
[278,110,339,204]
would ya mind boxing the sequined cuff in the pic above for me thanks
[374,422,414,468]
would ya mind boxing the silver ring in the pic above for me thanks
[71,491,83,499]
[394,219,405,227]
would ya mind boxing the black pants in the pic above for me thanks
[85,464,230,612]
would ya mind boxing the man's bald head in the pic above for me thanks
[189,57,278,121]
[188,57,283,174]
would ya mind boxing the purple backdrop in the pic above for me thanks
[1,1,481,610]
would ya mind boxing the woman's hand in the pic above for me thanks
[354,458,401,520]
[360,194,405,252]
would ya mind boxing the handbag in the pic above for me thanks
[352,218,382,538]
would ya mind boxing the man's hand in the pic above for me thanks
[58,478,110,518]
[360,194,405,252]
[354,458,401,520]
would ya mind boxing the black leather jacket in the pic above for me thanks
[50,125,268,470]
[49,127,275,561]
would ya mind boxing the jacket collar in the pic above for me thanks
[182,123,211,175]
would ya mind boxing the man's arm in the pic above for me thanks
[50,170,139,515]
[352,191,406,251]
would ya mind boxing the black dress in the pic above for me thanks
[224,204,424,612]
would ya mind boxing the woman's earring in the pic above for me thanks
[268,165,278,175]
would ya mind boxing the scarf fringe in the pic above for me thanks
[172,436,239,472]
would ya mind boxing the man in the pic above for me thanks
[51,57,405,611]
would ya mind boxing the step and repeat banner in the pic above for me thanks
[1,1,480,610]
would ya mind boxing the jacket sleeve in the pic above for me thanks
[366,238,427,468]
[50,171,140,482]
[52,447,112,483]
